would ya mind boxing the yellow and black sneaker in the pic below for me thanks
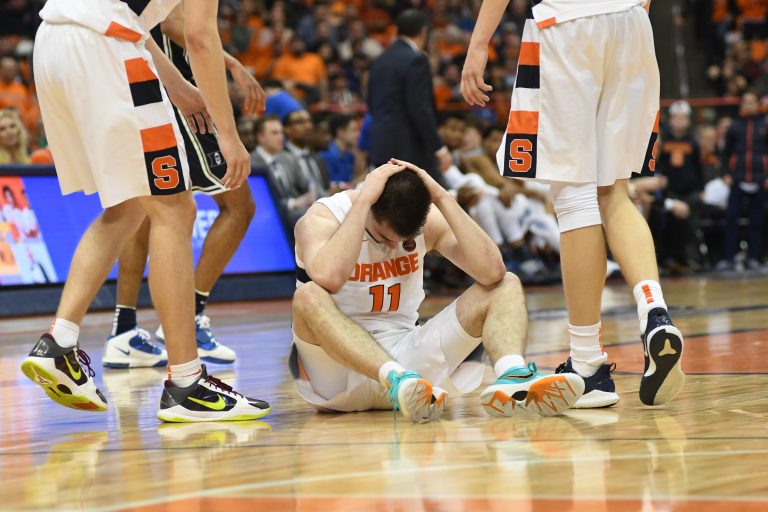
[156,365,270,423]
[21,334,108,411]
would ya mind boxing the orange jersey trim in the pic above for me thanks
[124,58,157,84]
[537,17,557,29]
[518,42,540,67]
[140,124,177,153]
[653,111,660,133]
[105,22,142,43]
[506,111,539,135]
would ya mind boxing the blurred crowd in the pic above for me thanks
[0,0,767,284]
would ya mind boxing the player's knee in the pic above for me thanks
[551,182,602,233]
[500,271,522,291]
[293,281,330,318]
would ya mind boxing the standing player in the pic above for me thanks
[103,4,265,368]
[291,159,584,422]
[21,0,270,422]
[461,0,685,407]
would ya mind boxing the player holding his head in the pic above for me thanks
[290,159,584,422]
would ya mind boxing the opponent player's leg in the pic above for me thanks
[292,281,441,421]
[22,198,147,411]
[449,273,584,416]
[599,180,684,406]
[191,183,255,364]
[103,217,167,369]
[546,182,619,409]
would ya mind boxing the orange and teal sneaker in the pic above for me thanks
[156,365,270,422]
[386,370,446,422]
[480,362,584,417]
[21,333,107,411]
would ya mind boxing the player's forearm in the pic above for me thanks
[467,0,510,51]
[185,29,238,137]
[308,201,370,292]
[434,193,506,285]
[146,38,187,91]
[161,18,242,75]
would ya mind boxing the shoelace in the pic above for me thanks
[135,329,160,351]
[386,370,422,414]
[196,315,212,330]
[76,349,96,378]
[205,374,243,399]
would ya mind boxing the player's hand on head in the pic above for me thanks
[357,161,407,205]
[218,134,251,190]
[460,46,493,107]
[231,62,266,115]
[389,158,447,203]
[167,80,214,135]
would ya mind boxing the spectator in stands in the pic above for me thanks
[283,109,330,195]
[718,90,768,270]
[0,109,30,165]
[656,101,705,273]
[321,114,359,187]
[0,57,30,121]
[368,9,450,187]
[262,80,303,121]
[337,20,383,62]
[237,116,258,153]
[272,36,328,105]
[250,115,312,226]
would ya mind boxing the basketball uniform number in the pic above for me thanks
[151,155,180,190]
[369,284,401,313]
[508,139,533,173]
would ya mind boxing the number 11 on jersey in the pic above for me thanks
[369,284,401,312]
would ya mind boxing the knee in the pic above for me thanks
[219,191,256,228]
[551,182,601,233]
[292,281,330,319]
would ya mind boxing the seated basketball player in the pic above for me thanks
[290,159,585,422]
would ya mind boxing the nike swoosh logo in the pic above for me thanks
[116,347,130,356]
[501,372,534,381]
[64,356,82,381]
[188,395,227,411]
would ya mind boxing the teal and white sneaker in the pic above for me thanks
[386,370,446,422]
[155,314,236,364]
[480,362,584,417]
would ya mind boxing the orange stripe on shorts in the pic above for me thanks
[105,21,142,43]
[653,111,661,133]
[124,58,157,84]
[518,42,540,67]
[506,111,539,135]
[140,124,177,153]
[537,17,557,29]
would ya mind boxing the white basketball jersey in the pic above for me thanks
[40,0,180,42]
[531,0,645,26]
[296,192,426,334]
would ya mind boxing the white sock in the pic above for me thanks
[493,354,527,377]
[632,280,668,333]
[569,322,607,377]
[50,318,79,349]
[378,361,406,387]
[169,358,203,388]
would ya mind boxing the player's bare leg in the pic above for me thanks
[292,281,441,421]
[599,180,684,406]
[455,273,584,416]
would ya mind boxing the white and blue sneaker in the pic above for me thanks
[480,362,584,417]
[155,314,237,364]
[386,370,446,422]
[103,328,167,369]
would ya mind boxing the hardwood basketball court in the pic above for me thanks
[1,275,767,511]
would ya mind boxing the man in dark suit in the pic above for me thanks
[368,9,450,186]
[283,109,331,195]
[250,116,314,226]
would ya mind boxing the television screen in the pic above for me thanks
[0,174,293,286]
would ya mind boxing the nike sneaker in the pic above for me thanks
[102,327,167,368]
[386,370,446,422]
[640,308,685,405]
[21,334,107,411]
[156,365,270,422]
[155,314,236,364]
[480,362,584,417]
[555,357,620,408]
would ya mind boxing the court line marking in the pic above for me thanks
[69,448,768,512]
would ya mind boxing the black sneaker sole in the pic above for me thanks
[639,325,685,406]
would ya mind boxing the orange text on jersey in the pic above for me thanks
[348,254,419,283]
